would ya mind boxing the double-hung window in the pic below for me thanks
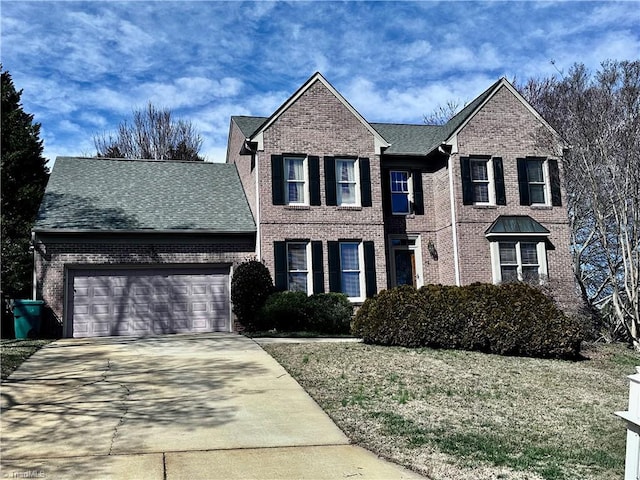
[461,156,504,206]
[495,241,545,284]
[517,157,562,207]
[336,159,359,206]
[526,159,546,205]
[287,242,311,293]
[390,170,411,214]
[285,156,307,205]
[339,242,364,300]
[470,158,494,204]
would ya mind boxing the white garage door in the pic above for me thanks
[68,267,230,338]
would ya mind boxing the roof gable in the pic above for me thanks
[35,157,256,233]
[440,78,564,150]
[249,72,389,152]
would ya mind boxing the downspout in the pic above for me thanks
[254,152,261,260]
[31,231,37,299]
[444,149,461,286]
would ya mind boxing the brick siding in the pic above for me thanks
[34,234,255,327]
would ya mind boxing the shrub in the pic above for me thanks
[354,282,583,359]
[307,293,353,334]
[231,260,273,330]
[260,291,309,331]
[260,291,353,334]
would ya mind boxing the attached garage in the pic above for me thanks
[68,267,231,337]
[33,157,257,338]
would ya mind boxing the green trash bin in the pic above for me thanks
[13,300,44,339]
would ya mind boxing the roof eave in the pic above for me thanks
[33,228,256,235]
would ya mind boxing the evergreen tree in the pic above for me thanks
[1,66,49,298]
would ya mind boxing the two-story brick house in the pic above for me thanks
[227,72,577,307]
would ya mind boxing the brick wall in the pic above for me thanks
[227,120,258,221]
[256,79,387,292]
[449,85,580,310]
[34,234,255,326]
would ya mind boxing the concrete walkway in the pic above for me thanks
[1,333,423,479]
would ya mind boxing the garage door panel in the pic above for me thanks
[69,267,230,338]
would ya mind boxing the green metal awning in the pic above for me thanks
[485,215,550,236]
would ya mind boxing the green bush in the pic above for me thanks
[307,293,353,334]
[260,291,309,331]
[353,282,582,359]
[231,260,274,330]
[260,291,353,334]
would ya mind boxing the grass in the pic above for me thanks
[263,341,638,480]
[1,339,52,380]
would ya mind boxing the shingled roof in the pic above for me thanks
[34,157,256,233]
[230,78,507,157]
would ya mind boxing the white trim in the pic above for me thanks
[389,170,413,215]
[284,156,309,206]
[255,153,261,260]
[470,157,496,205]
[286,241,312,294]
[388,234,424,288]
[489,240,549,284]
[336,158,361,207]
[339,241,366,302]
[448,156,461,286]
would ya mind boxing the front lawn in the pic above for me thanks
[1,339,52,380]
[264,342,638,480]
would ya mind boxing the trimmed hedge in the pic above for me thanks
[259,291,352,334]
[352,283,583,359]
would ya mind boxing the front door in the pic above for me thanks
[394,249,416,287]
[389,235,423,288]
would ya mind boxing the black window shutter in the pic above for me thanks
[311,241,324,294]
[460,157,473,205]
[517,158,530,206]
[324,157,337,206]
[493,157,506,205]
[271,155,284,205]
[363,241,377,298]
[309,156,321,206]
[327,241,340,292]
[381,169,391,215]
[273,241,287,291]
[412,170,424,215]
[549,159,562,206]
[359,158,372,207]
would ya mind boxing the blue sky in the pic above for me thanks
[2,1,639,164]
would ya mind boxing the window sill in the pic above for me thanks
[530,205,553,210]
[284,205,311,210]
[391,213,415,218]
[472,204,498,209]
[337,206,362,211]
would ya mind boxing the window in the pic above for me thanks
[336,159,359,206]
[285,156,307,205]
[461,156,505,206]
[517,157,562,207]
[493,241,546,284]
[526,159,547,205]
[340,242,364,300]
[287,242,311,293]
[470,158,494,204]
[390,170,411,214]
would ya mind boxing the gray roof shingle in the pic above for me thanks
[232,116,267,137]
[35,157,256,233]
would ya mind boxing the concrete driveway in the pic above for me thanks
[1,333,423,479]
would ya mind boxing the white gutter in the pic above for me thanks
[447,155,461,286]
